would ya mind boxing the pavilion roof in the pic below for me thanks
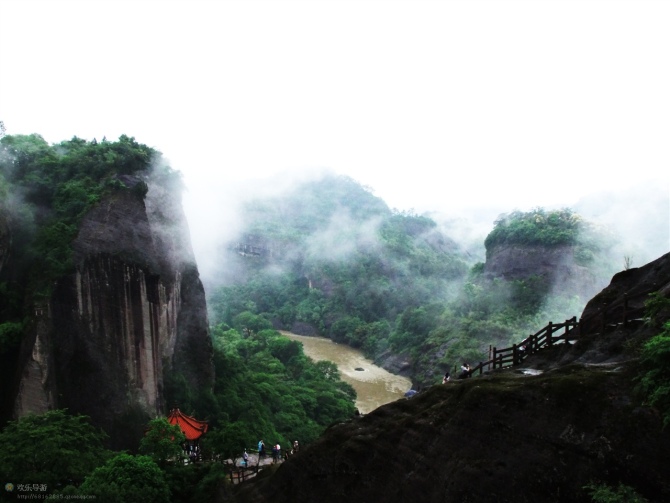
[167,408,208,441]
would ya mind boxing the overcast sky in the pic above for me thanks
[1,0,668,269]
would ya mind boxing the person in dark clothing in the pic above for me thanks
[518,344,527,359]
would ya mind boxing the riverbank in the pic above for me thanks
[280,332,412,414]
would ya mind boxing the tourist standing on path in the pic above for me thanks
[258,439,265,460]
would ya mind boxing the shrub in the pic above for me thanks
[0,409,110,489]
[584,482,649,502]
[78,453,170,503]
[636,322,670,428]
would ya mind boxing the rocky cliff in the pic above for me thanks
[484,243,601,300]
[9,173,213,449]
[234,252,670,503]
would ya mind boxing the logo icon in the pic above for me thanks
[4,483,14,492]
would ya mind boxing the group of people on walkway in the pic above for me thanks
[252,439,300,465]
[440,362,472,384]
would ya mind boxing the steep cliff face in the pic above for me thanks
[11,175,213,449]
[484,243,600,299]
[580,251,670,322]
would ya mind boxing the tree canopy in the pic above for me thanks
[139,418,187,466]
[0,134,175,296]
[167,314,357,463]
[207,178,610,385]
[77,453,170,503]
[484,208,583,249]
[0,409,111,489]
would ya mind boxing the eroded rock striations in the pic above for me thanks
[11,174,213,449]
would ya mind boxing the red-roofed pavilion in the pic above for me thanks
[167,408,208,441]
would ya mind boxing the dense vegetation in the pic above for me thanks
[0,409,111,489]
[0,410,227,502]
[637,294,670,428]
[209,177,605,385]
[0,128,666,501]
[0,134,163,286]
[0,134,173,350]
[485,208,583,248]
[0,133,357,501]
[167,312,356,455]
[0,317,356,501]
[484,207,614,267]
[0,131,356,419]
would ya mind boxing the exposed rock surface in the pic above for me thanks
[234,252,670,503]
[374,349,412,377]
[11,175,213,449]
[581,251,670,322]
[484,243,600,299]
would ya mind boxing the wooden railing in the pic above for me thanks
[228,449,286,484]
[229,465,261,484]
[462,289,653,376]
[488,317,579,371]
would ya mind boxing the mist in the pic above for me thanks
[1,0,666,299]
[183,169,669,307]
[574,180,670,270]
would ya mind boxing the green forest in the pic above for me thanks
[0,133,357,502]
[208,176,616,385]
[3,130,663,503]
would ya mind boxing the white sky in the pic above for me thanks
[1,0,669,269]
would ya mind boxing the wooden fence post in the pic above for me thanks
[492,347,497,370]
[565,317,576,342]
[512,344,519,367]
[547,322,553,347]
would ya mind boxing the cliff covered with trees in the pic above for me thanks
[0,133,358,501]
[0,134,213,449]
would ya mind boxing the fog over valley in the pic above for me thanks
[184,169,669,295]
[1,1,668,292]
[2,3,670,500]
